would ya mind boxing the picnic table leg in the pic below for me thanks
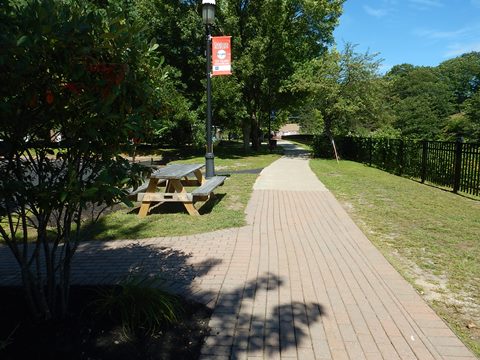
[170,180,200,216]
[165,179,174,193]
[138,178,159,217]
[194,169,205,185]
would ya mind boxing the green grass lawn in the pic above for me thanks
[86,142,282,239]
[310,159,480,356]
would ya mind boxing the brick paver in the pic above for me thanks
[0,142,476,359]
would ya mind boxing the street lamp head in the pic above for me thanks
[202,0,216,25]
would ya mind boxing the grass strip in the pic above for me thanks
[86,142,282,240]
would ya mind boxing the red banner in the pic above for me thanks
[212,36,232,76]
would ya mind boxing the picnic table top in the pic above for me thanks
[151,163,204,180]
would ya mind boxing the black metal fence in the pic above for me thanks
[335,137,480,196]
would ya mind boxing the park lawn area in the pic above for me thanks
[86,142,282,240]
[310,159,480,356]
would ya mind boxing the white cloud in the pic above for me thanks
[414,27,473,40]
[409,0,444,8]
[444,42,480,57]
[363,5,389,18]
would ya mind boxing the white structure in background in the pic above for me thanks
[278,123,300,137]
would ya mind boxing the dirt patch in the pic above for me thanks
[389,250,480,349]
[225,195,243,211]
[0,286,211,360]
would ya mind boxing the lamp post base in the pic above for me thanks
[205,152,215,179]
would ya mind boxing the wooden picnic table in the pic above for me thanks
[137,163,226,217]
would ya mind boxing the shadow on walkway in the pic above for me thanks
[0,240,325,358]
[204,273,325,358]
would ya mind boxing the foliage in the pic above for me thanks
[295,51,479,141]
[210,76,248,136]
[217,0,345,150]
[289,44,388,137]
[134,0,204,107]
[132,0,203,146]
[464,90,480,140]
[312,134,335,158]
[438,52,480,108]
[92,275,181,339]
[386,65,455,139]
[0,0,156,320]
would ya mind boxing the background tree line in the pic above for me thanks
[290,49,480,142]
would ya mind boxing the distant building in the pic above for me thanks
[278,123,300,137]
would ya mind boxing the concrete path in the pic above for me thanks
[0,141,476,359]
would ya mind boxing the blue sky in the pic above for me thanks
[334,0,480,73]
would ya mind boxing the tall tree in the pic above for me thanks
[116,0,203,146]
[386,65,455,138]
[217,0,344,150]
[288,44,388,137]
[439,52,480,109]
[464,90,480,140]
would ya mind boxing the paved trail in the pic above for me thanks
[0,142,475,359]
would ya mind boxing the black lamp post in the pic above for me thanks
[202,0,215,178]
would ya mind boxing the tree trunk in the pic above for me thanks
[242,119,251,152]
[250,112,261,151]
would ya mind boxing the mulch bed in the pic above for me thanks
[0,286,211,360]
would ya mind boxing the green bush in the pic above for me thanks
[92,275,182,339]
[312,134,335,158]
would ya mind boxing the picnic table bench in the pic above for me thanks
[136,163,226,217]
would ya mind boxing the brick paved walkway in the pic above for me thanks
[0,142,476,359]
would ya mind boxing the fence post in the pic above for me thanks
[453,137,463,193]
[421,140,428,183]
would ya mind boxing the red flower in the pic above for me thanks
[46,90,54,104]
[64,82,80,94]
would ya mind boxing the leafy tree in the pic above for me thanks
[464,90,480,140]
[126,0,207,147]
[217,0,344,150]
[439,52,480,109]
[288,44,388,137]
[387,65,455,138]
[0,0,157,320]
[211,76,248,137]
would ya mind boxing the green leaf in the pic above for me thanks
[16,35,29,47]
[83,187,99,197]
[149,43,159,52]
[122,198,134,208]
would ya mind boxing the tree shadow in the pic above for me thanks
[411,178,480,201]
[0,240,222,298]
[1,238,325,359]
[0,241,221,360]
[73,242,223,295]
[203,273,325,359]
[280,144,312,159]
